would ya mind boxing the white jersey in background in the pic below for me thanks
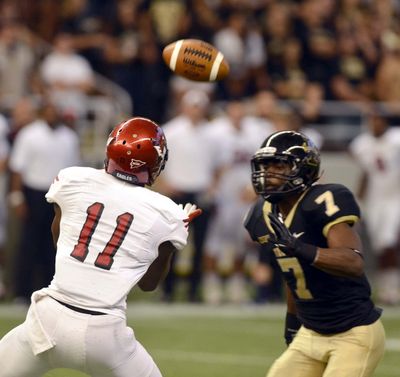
[205,115,272,258]
[350,128,400,251]
[42,166,188,318]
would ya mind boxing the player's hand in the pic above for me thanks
[179,203,203,225]
[268,213,297,255]
[268,213,317,263]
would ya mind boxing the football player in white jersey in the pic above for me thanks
[0,117,201,377]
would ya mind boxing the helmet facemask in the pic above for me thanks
[251,154,306,203]
[251,132,321,203]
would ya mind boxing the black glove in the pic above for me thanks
[284,312,301,345]
[268,212,317,263]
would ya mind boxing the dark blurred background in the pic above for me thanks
[0,0,399,307]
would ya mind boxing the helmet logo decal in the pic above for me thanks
[154,145,166,159]
[258,146,276,154]
[130,159,145,169]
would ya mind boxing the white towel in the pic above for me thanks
[26,290,56,355]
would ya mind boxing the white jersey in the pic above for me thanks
[211,115,274,202]
[204,116,273,257]
[43,167,188,318]
[350,128,400,198]
[350,128,400,250]
[162,115,225,192]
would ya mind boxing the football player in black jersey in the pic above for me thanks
[245,130,385,377]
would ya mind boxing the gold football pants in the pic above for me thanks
[267,319,385,377]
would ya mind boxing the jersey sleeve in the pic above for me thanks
[304,184,360,237]
[45,168,68,203]
[154,199,188,251]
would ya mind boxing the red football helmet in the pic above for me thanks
[105,117,168,185]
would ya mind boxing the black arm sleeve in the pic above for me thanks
[284,312,301,345]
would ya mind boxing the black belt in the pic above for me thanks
[53,298,106,316]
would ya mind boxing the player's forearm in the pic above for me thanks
[138,242,177,291]
[313,247,364,277]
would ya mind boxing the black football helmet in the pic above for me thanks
[251,131,320,203]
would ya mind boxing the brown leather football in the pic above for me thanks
[162,39,230,82]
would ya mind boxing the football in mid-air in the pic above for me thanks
[162,39,230,82]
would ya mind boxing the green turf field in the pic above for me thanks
[0,303,398,377]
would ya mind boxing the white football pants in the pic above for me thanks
[0,295,162,377]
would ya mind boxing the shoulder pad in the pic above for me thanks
[244,197,265,241]
[302,184,360,237]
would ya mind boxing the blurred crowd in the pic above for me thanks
[0,0,399,305]
[0,0,400,122]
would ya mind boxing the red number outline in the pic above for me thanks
[70,202,133,270]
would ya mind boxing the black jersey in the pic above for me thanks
[244,183,381,334]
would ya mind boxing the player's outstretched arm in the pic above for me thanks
[138,241,177,291]
[138,205,202,291]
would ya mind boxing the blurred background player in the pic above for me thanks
[202,98,274,304]
[245,130,385,377]
[40,32,95,122]
[350,110,400,305]
[157,89,225,302]
[8,99,80,304]
[0,117,202,377]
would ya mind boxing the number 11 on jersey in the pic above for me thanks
[70,202,134,270]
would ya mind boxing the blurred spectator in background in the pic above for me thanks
[103,0,171,122]
[0,19,36,113]
[145,0,188,45]
[166,76,216,121]
[213,8,267,100]
[40,32,95,123]
[18,0,62,42]
[271,106,324,150]
[157,89,224,302]
[349,111,400,305]
[7,96,37,143]
[376,31,400,103]
[203,99,273,305]
[246,90,278,135]
[103,0,143,100]
[3,96,37,298]
[260,2,293,83]
[184,0,221,42]
[331,32,375,107]
[375,30,400,124]
[58,0,111,75]
[250,90,277,126]
[127,36,170,123]
[295,0,337,100]
[271,37,309,100]
[8,100,80,303]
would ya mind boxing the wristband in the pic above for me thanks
[296,242,318,264]
[284,312,301,345]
